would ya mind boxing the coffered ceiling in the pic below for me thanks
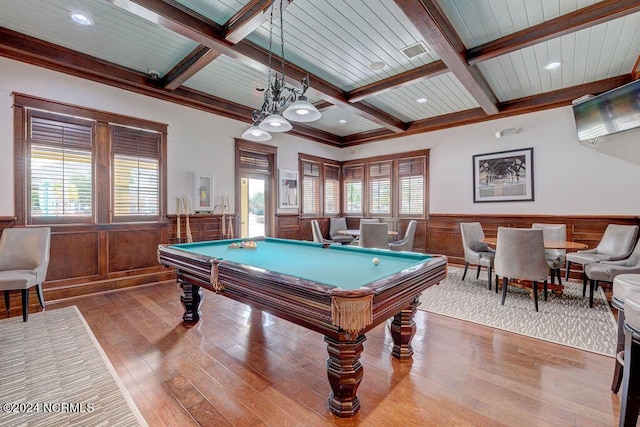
[0,0,638,147]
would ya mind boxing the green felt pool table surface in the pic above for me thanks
[169,237,434,290]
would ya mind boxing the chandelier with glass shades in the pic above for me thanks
[241,0,321,142]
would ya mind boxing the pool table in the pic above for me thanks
[157,237,447,417]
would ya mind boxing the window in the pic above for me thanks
[15,95,167,226]
[368,162,391,215]
[28,112,94,223]
[302,160,320,215]
[398,157,425,215]
[324,164,340,215]
[343,165,363,215]
[112,126,161,219]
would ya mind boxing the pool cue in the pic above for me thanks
[227,215,234,239]
[183,196,193,243]
[221,197,226,237]
[176,196,181,243]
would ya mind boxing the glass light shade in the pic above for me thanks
[241,125,272,141]
[283,98,322,122]
[258,113,292,132]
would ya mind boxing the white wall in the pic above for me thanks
[343,107,640,215]
[1,56,639,217]
[0,57,341,216]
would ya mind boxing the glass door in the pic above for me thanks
[239,174,269,238]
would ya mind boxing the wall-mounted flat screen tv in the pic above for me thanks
[572,79,640,142]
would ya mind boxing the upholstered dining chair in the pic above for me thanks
[311,220,333,245]
[350,218,380,245]
[565,224,638,281]
[494,227,549,312]
[532,223,567,286]
[459,222,495,289]
[583,240,640,308]
[359,223,390,249]
[329,217,354,245]
[390,220,417,252]
[0,227,51,322]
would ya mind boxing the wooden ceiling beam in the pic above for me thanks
[107,0,406,133]
[225,0,292,44]
[467,0,640,65]
[633,55,640,81]
[394,0,498,115]
[347,60,448,103]
[163,45,220,90]
[0,26,341,146]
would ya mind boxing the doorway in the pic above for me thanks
[240,176,267,238]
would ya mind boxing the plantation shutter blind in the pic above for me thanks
[368,162,391,215]
[324,164,340,215]
[28,112,93,220]
[302,160,320,215]
[112,125,161,217]
[239,150,271,174]
[343,165,363,214]
[398,157,425,215]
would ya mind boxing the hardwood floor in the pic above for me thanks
[21,281,622,426]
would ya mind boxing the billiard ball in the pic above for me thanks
[372,257,380,266]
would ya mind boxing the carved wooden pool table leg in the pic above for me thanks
[179,278,203,323]
[324,334,366,417]
[390,295,419,360]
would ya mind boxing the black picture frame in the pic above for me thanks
[472,147,534,203]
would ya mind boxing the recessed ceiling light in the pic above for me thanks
[70,12,94,26]
[369,61,386,71]
[544,61,562,70]
[416,97,428,103]
[338,119,347,124]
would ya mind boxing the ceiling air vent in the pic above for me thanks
[401,42,429,59]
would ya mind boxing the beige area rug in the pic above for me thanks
[419,266,617,357]
[0,306,147,426]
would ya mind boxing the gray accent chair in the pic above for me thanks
[329,217,354,245]
[494,227,549,312]
[584,240,640,308]
[359,223,390,249]
[311,220,333,245]
[390,220,417,252]
[459,222,495,289]
[0,227,51,322]
[565,224,639,281]
[618,290,640,426]
[532,223,566,285]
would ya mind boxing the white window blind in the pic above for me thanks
[29,113,93,219]
[324,164,340,215]
[398,157,425,215]
[302,161,320,215]
[112,126,160,217]
[343,165,363,214]
[369,162,391,215]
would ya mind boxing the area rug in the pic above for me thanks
[0,306,147,426]
[419,266,617,357]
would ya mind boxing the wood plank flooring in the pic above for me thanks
[18,281,623,426]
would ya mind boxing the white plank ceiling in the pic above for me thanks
[0,0,638,143]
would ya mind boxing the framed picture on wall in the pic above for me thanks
[279,169,298,208]
[193,172,213,212]
[472,147,534,203]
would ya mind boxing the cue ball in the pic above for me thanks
[372,257,380,266]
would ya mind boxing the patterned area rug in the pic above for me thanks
[419,266,617,356]
[0,306,147,426]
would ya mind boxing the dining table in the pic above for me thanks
[337,229,399,237]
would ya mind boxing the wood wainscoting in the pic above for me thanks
[0,214,230,317]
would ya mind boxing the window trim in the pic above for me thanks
[13,93,167,226]
[299,153,342,217]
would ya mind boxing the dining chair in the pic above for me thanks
[311,220,333,245]
[610,274,640,394]
[0,227,51,322]
[584,240,640,308]
[565,224,639,281]
[329,217,354,245]
[359,223,390,249]
[494,227,548,312]
[459,222,495,289]
[618,291,640,427]
[390,220,417,252]
[532,223,567,286]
